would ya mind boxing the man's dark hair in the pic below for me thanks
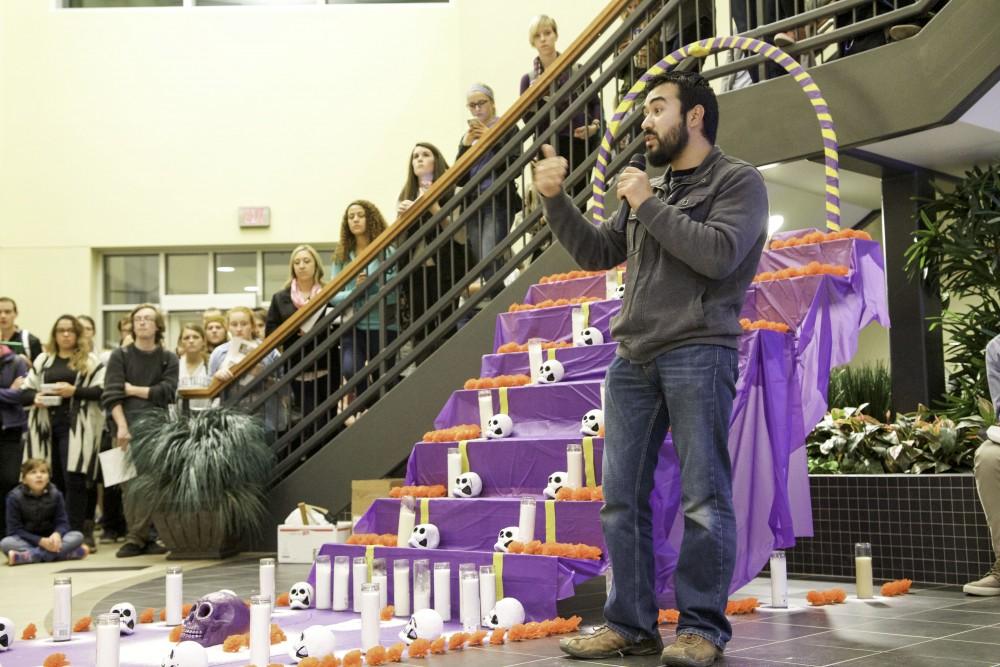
[0,297,17,312]
[645,71,719,144]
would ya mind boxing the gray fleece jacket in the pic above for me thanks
[542,146,768,363]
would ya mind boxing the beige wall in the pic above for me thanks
[0,0,606,335]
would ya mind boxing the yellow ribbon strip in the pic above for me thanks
[493,552,504,601]
[499,387,509,415]
[365,545,376,581]
[547,348,557,361]
[458,440,470,473]
[617,269,624,285]
[581,302,591,329]
[420,498,430,525]
[545,500,557,543]
[583,437,597,487]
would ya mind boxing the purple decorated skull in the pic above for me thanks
[179,590,250,647]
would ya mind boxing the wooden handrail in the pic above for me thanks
[181,0,632,401]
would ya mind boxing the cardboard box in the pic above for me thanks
[277,524,337,564]
[351,478,404,522]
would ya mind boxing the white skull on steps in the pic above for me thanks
[486,413,514,439]
[453,472,483,498]
[486,597,526,628]
[162,641,208,667]
[408,523,441,549]
[287,625,336,663]
[110,602,136,635]
[579,327,604,346]
[0,616,14,651]
[614,283,626,299]
[537,359,565,384]
[398,608,444,645]
[581,409,604,436]
[544,471,567,499]
[494,526,519,552]
[288,581,314,610]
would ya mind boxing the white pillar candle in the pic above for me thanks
[315,555,332,610]
[458,563,475,616]
[477,389,493,437]
[333,555,350,611]
[571,307,585,346]
[478,566,496,628]
[413,559,431,612]
[353,556,368,612]
[372,558,388,610]
[517,496,536,543]
[605,270,618,300]
[52,576,72,642]
[769,551,788,608]
[447,447,462,497]
[397,498,416,547]
[855,542,874,599]
[248,595,271,667]
[259,558,276,608]
[527,339,543,384]
[600,381,606,414]
[566,443,583,489]
[95,613,120,667]
[165,566,183,626]
[433,561,451,621]
[393,559,411,617]
[360,583,381,651]
[460,572,481,632]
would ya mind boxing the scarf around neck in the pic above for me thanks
[290,279,321,309]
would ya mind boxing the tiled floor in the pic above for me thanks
[3,549,999,666]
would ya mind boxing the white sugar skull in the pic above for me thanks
[486,597,525,629]
[408,523,441,549]
[494,526,519,552]
[398,608,444,645]
[162,641,208,667]
[537,359,565,384]
[544,471,567,499]
[614,283,626,299]
[579,327,604,346]
[0,616,14,651]
[110,602,136,635]
[486,413,514,439]
[581,409,604,436]
[288,581,314,610]
[287,625,336,663]
[453,472,483,498]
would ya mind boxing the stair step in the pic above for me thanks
[480,342,616,381]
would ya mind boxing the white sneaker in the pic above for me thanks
[964,572,1000,596]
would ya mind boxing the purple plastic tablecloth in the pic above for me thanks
[434,380,601,437]
[310,544,606,622]
[479,343,616,382]
[493,300,620,351]
[525,274,608,304]
[405,437,605,494]
[356,497,605,551]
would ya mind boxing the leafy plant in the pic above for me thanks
[827,362,892,421]
[905,163,1000,418]
[127,407,274,538]
[806,403,988,475]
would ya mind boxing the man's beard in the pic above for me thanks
[645,121,689,167]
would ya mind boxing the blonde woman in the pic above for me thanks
[22,315,105,548]
[176,323,211,410]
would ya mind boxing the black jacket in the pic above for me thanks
[5,483,70,544]
[265,287,338,377]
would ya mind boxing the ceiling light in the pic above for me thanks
[216,266,235,273]
[759,163,779,171]
[768,215,785,236]
[243,286,259,292]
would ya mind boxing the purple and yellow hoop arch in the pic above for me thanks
[591,35,841,231]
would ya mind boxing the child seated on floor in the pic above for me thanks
[2,458,88,565]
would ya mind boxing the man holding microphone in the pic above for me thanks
[537,71,768,666]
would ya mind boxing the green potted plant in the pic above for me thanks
[128,407,274,559]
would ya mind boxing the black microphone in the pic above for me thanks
[613,153,647,231]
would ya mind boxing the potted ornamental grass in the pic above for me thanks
[128,407,274,559]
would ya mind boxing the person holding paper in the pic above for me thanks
[101,304,178,558]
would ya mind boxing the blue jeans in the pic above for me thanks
[1,531,85,562]
[341,328,398,394]
[466,201,512,282]
[601,345,738,650]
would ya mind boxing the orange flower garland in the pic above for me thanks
[555,486,604,501]
[769,229,871,250]
[380,606,395,621]
[447,632,470,650]
[489,627,507,645]
[275,592,290,607]
[508,296,601,313]
[422,424,481,442]
[658,609,680,624]
[21,622,37,640]
[725,598,759,615]
[366,645,389,665]
[467,630,488,646]
[429,637,447,654]
[806,588,847,606]
[538,270,607,284]
[753,262,849,284]
[407,638,431,658]
[389,485,447,499]
[168,626,183,642]
[43,654,71,667]
[223,633,249,652]
[464,374,531,390]
[72,616,92,633]
[386,643,406,662]
[342,649,363,667]
[739,318,791,334]
[880,578,912,596]
[507,540,602,560]
[346,533,398,547]
[497,340,572,354]
[138,608,155,624]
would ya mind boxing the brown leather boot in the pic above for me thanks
[559,624,662,659]
[661,633,723,666]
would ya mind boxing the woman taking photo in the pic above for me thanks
[21,315,105,550]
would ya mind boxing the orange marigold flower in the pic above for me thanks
[22,623,37,640]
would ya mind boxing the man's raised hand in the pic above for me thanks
[534,144,569,198]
